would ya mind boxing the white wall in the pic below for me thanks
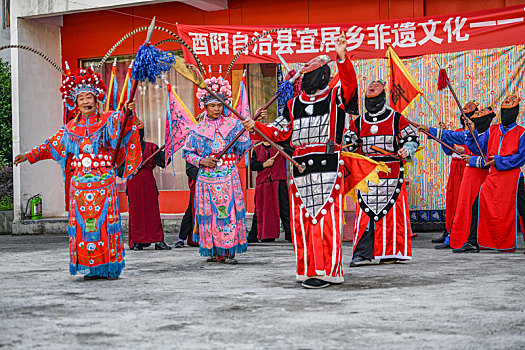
[11,12,64,220]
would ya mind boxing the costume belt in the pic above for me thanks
[71,153,114,172]
[211,153,236,167]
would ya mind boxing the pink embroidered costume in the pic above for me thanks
[24,67,141,278]
[182,76,252,258]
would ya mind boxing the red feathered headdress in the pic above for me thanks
[59,67,107,110]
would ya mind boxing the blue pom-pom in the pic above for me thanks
[132,44,175,83]
[277,80,294,107]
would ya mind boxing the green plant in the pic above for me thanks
[0,196,13,211]
[0,59,11,165]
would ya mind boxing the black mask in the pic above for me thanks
[473,113,495,134]
[301,65,331,95]
[500,105,520,127]
[461,109,477,128]
[365,90,386,114]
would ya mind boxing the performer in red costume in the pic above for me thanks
[345,79,419,267]
[250,142,291,242]
[121,122,172,251]
[14,67,141,279]
[243,35,360,288]
[458,95,525,253]
[419,106,495,250]
[430,101,478,248]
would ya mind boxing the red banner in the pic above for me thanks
[177,4,525,65]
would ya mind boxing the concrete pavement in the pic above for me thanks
[1,232,524,349]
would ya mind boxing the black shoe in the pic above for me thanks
[247,235,259,243]
[301,278,330,289]
[452,242,479,253]
[83,275,101,280]
[434,243,451,249]
[349,256,372,267]
[174,240,185,248]
[142,243,151,248]
[432,231,449,243]
[379,258,399,264]
[132,244,143,251]
[155,241,172,250]
[261,238,275,243]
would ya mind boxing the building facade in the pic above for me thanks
[11,0,525,221]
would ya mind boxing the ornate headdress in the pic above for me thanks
[196,76,232,110]
[501,94,521,109]
[471,106,495,119]
[60,67,107,110]
[299,55,332,74]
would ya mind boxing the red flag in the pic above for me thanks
[386,46,422,114]
[341,152,390,202]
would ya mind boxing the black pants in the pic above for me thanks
[469,176,525,246]
[353,219,375,260]
[178,196,193,240]
[248,180,291,240]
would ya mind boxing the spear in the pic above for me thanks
[405,119,462,155]
[215,70,301,160]
[171,56,305,172]
[436,59,486,162]
[111,16,174,167]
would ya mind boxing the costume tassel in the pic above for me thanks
[438,69,448,91]
[132,43,175,84]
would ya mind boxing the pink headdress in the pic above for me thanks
[196,76,232,110]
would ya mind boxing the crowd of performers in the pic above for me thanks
[13,34,525,288]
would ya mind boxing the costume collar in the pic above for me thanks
[194,113,237,141]
[500,122,517,134]
[299,86,330,103]
[364,106,393,123]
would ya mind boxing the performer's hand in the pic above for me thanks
[454,145,465,154]
[416,124,430,133]
[460,154,471,163]
[464,117,475,131]
[484,155,495,167]
[242,118,255,132]
[263,158,275,168]
[438,121,447,129]
[123,100,136,113]
[14,154,27,166]
[335,33,348,61]
[397,147,409,159]
[200,157,218,168]
[256,108,267,120]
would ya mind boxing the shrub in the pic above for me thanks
[0,59,11,165]
[0,164,13,211]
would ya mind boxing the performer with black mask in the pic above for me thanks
[417,106,495,251]
[344,79,419,267]
[457,95,525,253]
[419,101,478,248]
[244,35,359,288]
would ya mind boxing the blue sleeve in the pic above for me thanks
[468,155,488,169]
[429,127,466,155]
[466,129,489,156]
[494,132,525,170]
